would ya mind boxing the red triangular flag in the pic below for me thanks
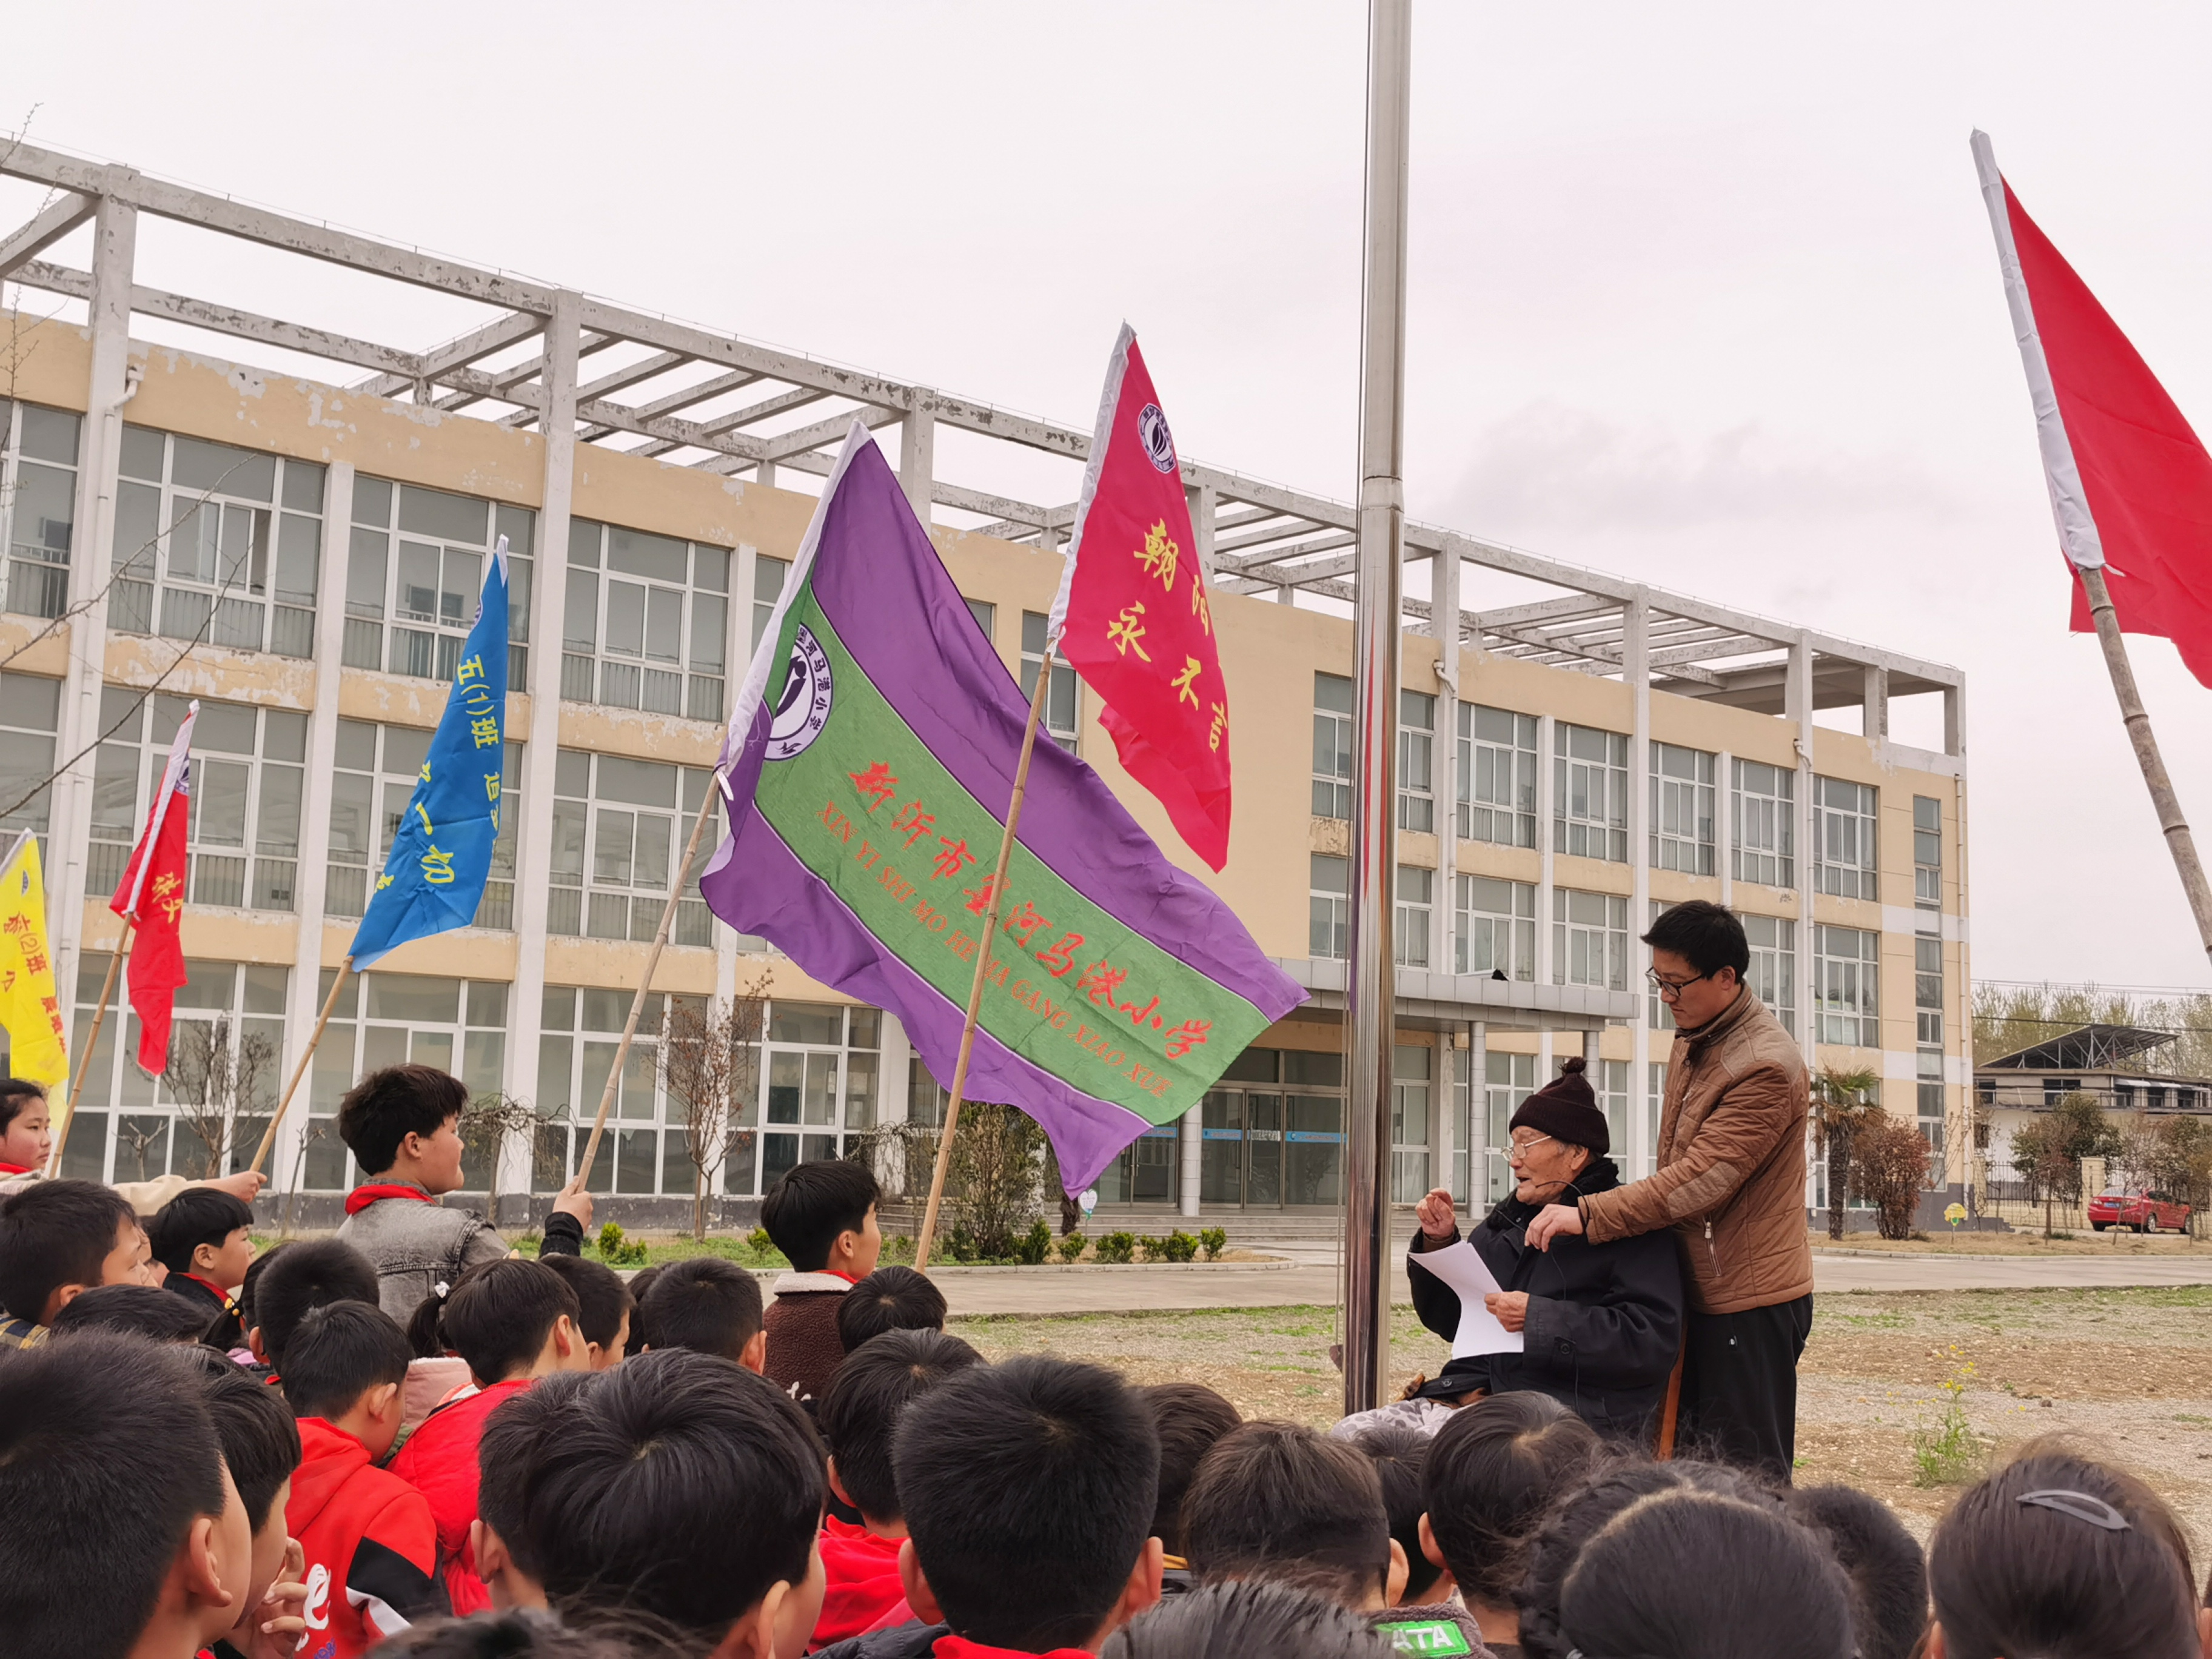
[1051,326,1233,870]
[1975,131,2212,686]
[112,702,195,1074]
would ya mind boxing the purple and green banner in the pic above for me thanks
[700,427,1304,1193]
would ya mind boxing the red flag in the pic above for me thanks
[1974,132,2212,686]
[1051,327,1233,870]
[112,702,195,1074]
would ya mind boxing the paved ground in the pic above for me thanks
[928,1244,2212,1316]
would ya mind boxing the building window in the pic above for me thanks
[64,959,287,1188]
[1732,759,1795,889]
[1021,611,1079,752]
[561,520,730,723]
[1744,913,1798,1039]
[324,719,518,930]
[1814,776,1879,902]
[751,555,789,654]
[112,425,322,658]
[1917,1047,1945,1165]
[1814,924,1880,1047]
[1313,673,1353,819]
[965,598,996,640]
[1395,865,1432,968]
[1602,1057,1630,1159]
[1481,1050,1538,1205]
[548,751,720,949]
[1310,854,1349,960]
[1647,899,1677,1034]
[1915,934,1943,1046]
[1553,723,1629,862]
[346,477,535,687]
[303,971,508,1191]
[1455,874,1535,979]
[1553,888,1629,990]
[1391,1043,1431,1202]
[0,400,80,622]
[1649,743,1716,874]
[0,670,60,845]
[1457,703,1537,847]
[1646,1060,1668,1178]
[1399,691,1435,833]
[88,691,304,914]
[1914,794,1942,911]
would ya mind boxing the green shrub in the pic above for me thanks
[1198,1226,1228,1262]
[1053,1232,1087,1264]
[746,1225,775,1255]
[1136,1235,1167,1262]
[595,1222,648,1266]
[1013,1218,1053,1265]
[1162,1230,1199,1263]
[947,1222,979,1264]
[1097,1231,1136,1265]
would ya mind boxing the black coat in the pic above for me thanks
[1409,1158,1684,1440]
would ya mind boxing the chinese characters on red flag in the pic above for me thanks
[1050,326,1233,870]
[112,703,195,1074]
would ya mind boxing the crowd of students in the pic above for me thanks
[2,1064,2210,1659]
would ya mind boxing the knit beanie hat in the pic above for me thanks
[1508,1056,1610,1155]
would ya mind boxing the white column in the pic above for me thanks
[1862,665,1888,745]
[1179,1103,1202,1219]
[49,190,136,1014]
[1432,551,1460,974]
[1433,1030,1453,1205]
[1788,640,1817,1065]
[1535,714,1555,1080]
[505,295,578,1205]
[1717,748,1735,908]
[900,390,936,523]
[1469,1018,1487,1211]
[1623,593,1651,1178]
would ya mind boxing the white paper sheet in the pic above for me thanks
[1407,1241,1526,1357]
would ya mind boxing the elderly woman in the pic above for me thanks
[1407,1057,1684,1442]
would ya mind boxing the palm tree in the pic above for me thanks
[1810,1066,1885,1240]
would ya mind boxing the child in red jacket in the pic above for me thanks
[283,1301,449,1658]
[389,1258,593,1617]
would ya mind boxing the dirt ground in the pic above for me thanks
[952,1284,2212,1549]
[1808,1226,2212,1257]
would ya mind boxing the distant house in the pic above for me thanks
[1976,1024,2210,1173]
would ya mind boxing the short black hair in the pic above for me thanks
[236,1239,287,1331]
[439,1259,581,1384]
[0,1074,45,1137]
[1789,1484,1928,1659]
[147,1187,256,1274]
[0,1332,228,1657]
[1139,1382,1242,1557]
[1352,1422,1440,1603]
[639,1257,762,1361]
[1102,1580,1395,1659]
[623,1265,665,1352]
[281,1299,413,1421]
[337,1062,469,1175]
[183,1347,301,1535]
[1423,1391,1601,1607]
[1641,899,1749,982]
[369,1610,659,1659]
[0,1178,138,1324]
[478,1372,598,1581]
[527,1349,824,1637]
[537,1253,634,1357]
[1182,1420,1390,1607]
[760,1158,880,1272]
[817,1328,984,1523]
[50,1282,218,1343]
[897,1355,1159,1651]
[252,1238,380,1370]
[837,1264,947,1350]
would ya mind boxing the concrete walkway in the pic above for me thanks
[934,1246,2212,1318]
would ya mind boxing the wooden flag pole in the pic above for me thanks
[2079,564,2212,966]
[914,657,1054,1272]
[568,777,725,1195]
[47,920,132,1175]
[247,958,353,1178]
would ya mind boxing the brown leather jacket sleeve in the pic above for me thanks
[1578,1061,1800,1242]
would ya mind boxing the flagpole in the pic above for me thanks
[47,920,132,1174]
[247,957,352,1178]
[914,655,1054,1272]
[567,776,725,1195]
[2077,565,2212,964]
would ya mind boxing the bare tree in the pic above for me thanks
[164,1015,276,1180]
[457,1091,541,1228]
[660,974,769,1241]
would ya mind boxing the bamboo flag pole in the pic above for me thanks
[47,920,132,1174]
[568,776,726,1195]
[247,957,354,1177]
[2077,564,2212,966]
[913,656,1054,1272]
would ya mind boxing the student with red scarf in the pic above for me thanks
[150,1186,257,1348]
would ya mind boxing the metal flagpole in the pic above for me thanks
[47,920,131,1173]
[914,656,1054,1271]
[1344,0,1413,1417]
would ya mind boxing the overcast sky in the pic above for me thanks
[8,1,2212,990]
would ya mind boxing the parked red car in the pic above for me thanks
[2088,1188,2194,1233]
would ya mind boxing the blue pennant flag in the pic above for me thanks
[349,538,510,970]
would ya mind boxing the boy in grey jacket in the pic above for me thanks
[334,1063,588,1319]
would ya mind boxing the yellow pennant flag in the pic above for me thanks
[0,831,67,1087]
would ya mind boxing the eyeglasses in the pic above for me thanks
[1506,1133,1557,1163]
[1644,966,1714,1000]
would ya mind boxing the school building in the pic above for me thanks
[0,139,1972,1227]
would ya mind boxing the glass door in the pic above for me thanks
[1245,1093,1284,1206]
[1286,1095,1344,1205]
[1201,1090,1244,1204]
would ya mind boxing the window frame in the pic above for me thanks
[1393,864,1433,968]
[1741,912,1798,1039]
[1454,873,1535,980]
[345,476,535,688]
[1398,691,1435,833]
[1553,723,1630,862]
[1310,853,1349,960]
[1649,742,1716,874]
[323,717,519,930]
[1313,673,1353,820]
[1552,887,1630,990]
[560,517,732,724]
[1456,703,1538,848]
[1814,923,1880,1047]
[0,668,61,845]
[1913,794,1942,910]
[1021,610,1079,753]
[1814,776,1879,902]
[0,399,82,624]
[1731,759,1796,889]
[547,749,720,949]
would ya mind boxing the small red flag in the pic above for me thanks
[1975,132,2212,686]
[1051,327,1232,870]
[112,702,195,1074]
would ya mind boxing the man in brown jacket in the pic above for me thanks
[1525,900,1813,1476]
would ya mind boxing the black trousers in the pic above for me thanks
[1677,1294,1813,1481]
